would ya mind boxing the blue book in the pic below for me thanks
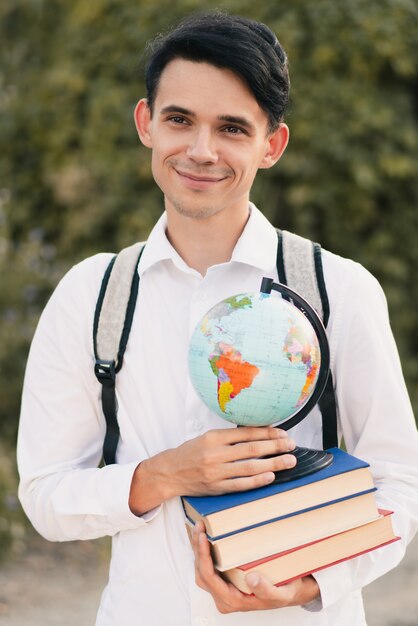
[182,448,376,540]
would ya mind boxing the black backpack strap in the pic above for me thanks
[276,230,338,449]
[312,241,338,449]
[93,242,145,464]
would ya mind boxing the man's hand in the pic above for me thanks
[129,426,296,515]
[192,520,320,613]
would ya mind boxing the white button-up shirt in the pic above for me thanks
[18,205,418,626]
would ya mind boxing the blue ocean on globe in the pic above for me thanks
[188,292,321,426]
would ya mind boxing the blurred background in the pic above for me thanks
[0,0,417,623]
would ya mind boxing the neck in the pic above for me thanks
[165,202,251,276]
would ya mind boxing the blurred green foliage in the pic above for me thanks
[0,444,26,560]
[1,0,417,456]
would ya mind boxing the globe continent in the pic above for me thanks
[188,292,321,426]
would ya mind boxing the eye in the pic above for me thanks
[222,126,246,135]
[167,115,189,125]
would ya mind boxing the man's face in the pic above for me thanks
[135,59,288,220]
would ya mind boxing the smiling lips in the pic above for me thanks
[174,168,229,190]
[178,170,224,182]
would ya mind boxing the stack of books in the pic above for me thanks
[182,447,399,592]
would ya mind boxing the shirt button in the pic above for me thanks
[195,291,207,302]
[197,618,209,626]
[194,419,204,432]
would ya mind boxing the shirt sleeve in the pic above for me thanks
[312,260,418,609]
[17,256,162,542]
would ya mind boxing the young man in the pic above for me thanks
[18,12,418,626]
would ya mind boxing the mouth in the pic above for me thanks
[174,169,227,189]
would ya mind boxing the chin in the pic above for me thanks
[170,199,224,220]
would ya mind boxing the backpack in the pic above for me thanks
[93,230,338,465]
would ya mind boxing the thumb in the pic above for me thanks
[246,572,295,603]
[245,572,273,598]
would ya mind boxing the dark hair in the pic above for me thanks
[144,12,290,132]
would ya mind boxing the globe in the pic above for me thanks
[189,289,327,428]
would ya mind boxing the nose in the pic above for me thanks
[186,127,218,164]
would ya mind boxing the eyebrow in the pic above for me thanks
[159,105,256,133]
[218,114,256,133]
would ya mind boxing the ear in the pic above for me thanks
[134,98,153,148]
[259,123,290,169]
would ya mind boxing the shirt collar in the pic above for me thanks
[138,203,278,276]
[137,212,192,276]
[230,203,278,273]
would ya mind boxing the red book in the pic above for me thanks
[221,510,399,593]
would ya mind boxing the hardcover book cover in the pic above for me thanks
[182,447,374,537]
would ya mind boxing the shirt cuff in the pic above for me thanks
[100,461,162,529]
[311,562,353,610]
[302,596,323,612]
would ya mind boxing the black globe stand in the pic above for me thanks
[272,446,334,483]
[260,277,334,482]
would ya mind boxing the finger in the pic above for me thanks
[193,524,261,614]
[222,453,297,480]
[192,520,206,554]
[214,471,279,493]
[193,523,230,593]
[208,426,289,446]
[223,436,296,463]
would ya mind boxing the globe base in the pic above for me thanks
[272,446,334,483]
